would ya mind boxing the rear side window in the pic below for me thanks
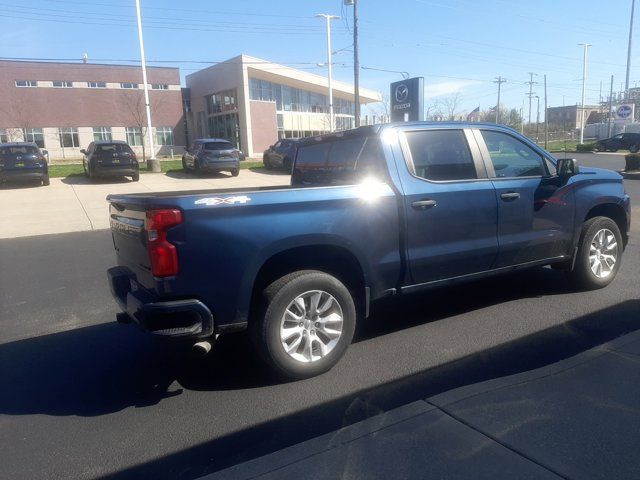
[203,142,233,151]
[292,136,385,186]
[480,130,546,178]
[404,129,476,181]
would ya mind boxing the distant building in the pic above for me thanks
[0,60,185,160]
[184,54,382,157]
[546,104,602,130]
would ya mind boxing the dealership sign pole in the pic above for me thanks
[135,0,159,172]
[316,14,340,132]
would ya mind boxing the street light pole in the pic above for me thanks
[353,0,360,127]
[134,0,158,171]
[626,0,636,95]
[579,43,592,144]
[316,14,340,132]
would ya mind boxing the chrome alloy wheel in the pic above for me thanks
[589,228,618,279]
[279,290,344,363]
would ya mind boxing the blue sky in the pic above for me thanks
[0,0,636,118]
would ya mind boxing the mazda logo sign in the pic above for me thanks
[395,84,409,102]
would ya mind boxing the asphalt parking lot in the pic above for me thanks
[0,152,638,479]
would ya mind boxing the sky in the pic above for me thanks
[0,0,637,120]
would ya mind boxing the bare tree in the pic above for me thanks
[437,92,463,121]
[120,90,163,165]
[369,92,390,123]
[0,89,36,141]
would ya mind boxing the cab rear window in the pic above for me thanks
[292,136,385,186]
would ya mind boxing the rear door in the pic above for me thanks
[397,127,499,285]
[475,128,575,267]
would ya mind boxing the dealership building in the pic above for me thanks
[0,60,185,160]
[0,56,381,160]
[184,54,381,157]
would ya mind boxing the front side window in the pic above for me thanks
[126,127,143,146]
[120,83,138,89]
[481,130,546,178]
[88,81,106,88]
[23,128,44,148]
[59,127,79,148]
[52,81,72,88]
[15,80,37,87]
[93,127,112,141]
[155,127,174,146]
[404,129,477,181]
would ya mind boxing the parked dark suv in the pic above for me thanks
[0,142,49,187]
[182,139,243,177]
[263,139,298,171]
[81,141,139,181]
[595,132,640,152]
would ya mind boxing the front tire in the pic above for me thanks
[42,174,50,186]
[630,144,639,153]
[231,168,239,177]
[566,216,622,290]
[251,270,356,379]
[131,172,140,182]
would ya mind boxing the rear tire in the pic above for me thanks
[231,168,239,177]
[630,145,639,153]
[131,172,140,182]
[42,175,50,186]
[566,216,622,290]
[182,157,188,172]
[251,270,356,379]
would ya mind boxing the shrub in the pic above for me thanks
[625,153,640,171]
[576,142,596,152]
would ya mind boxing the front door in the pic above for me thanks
[476,128,575,267]
[398,128,499,285]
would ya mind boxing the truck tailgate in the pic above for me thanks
[108,202,153,287]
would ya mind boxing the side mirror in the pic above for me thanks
[557,158,579,180]
[80,149,86,155]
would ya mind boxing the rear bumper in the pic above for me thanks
[93,164,138,177]
[200,159,239,171]
[0,168,46,181]
[108,266,214,338]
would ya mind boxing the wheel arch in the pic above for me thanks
[584,203,628,247]
[249,244,368,324]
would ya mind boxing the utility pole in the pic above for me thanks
[535,95,540,140]
[352,0,360,127]
[626,0,636,96]
[525,72,538,135]
[609,74,614,137]
[579,43,592,144]
[134,0,158,171]
[494,76,506,123]
[316,13,340,132]
[544,74,548,149]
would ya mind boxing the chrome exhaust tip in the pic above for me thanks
[192,340,212,356]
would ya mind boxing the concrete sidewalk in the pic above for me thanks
[0,170,289,239]
[207,330,640,480]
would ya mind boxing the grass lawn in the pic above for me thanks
[538,139,579,153]
[48,159,264,178]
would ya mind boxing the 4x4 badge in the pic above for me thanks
[194,196,251,206]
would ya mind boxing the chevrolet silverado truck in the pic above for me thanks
[107,123,631,379]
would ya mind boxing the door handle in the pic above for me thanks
[500,192,520,201]
[412,199,437,210]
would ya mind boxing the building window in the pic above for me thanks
[23,128,45,148]
[155,126,174,146]
[93,127,112,141]
[126,127,143,146]
[206,89,237,114]
[151,84,168,90]
[88,81,106,88]
[52,80,72,88]
[0,128,8,143]
[120,83,138,89]
[59,127,79,148]
[207,113,240,148]
[15,80,37,87]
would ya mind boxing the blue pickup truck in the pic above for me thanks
[107,122,630,379]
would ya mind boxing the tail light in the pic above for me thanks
[145,209,182,277]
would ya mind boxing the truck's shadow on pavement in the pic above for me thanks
[0,268,636,420]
